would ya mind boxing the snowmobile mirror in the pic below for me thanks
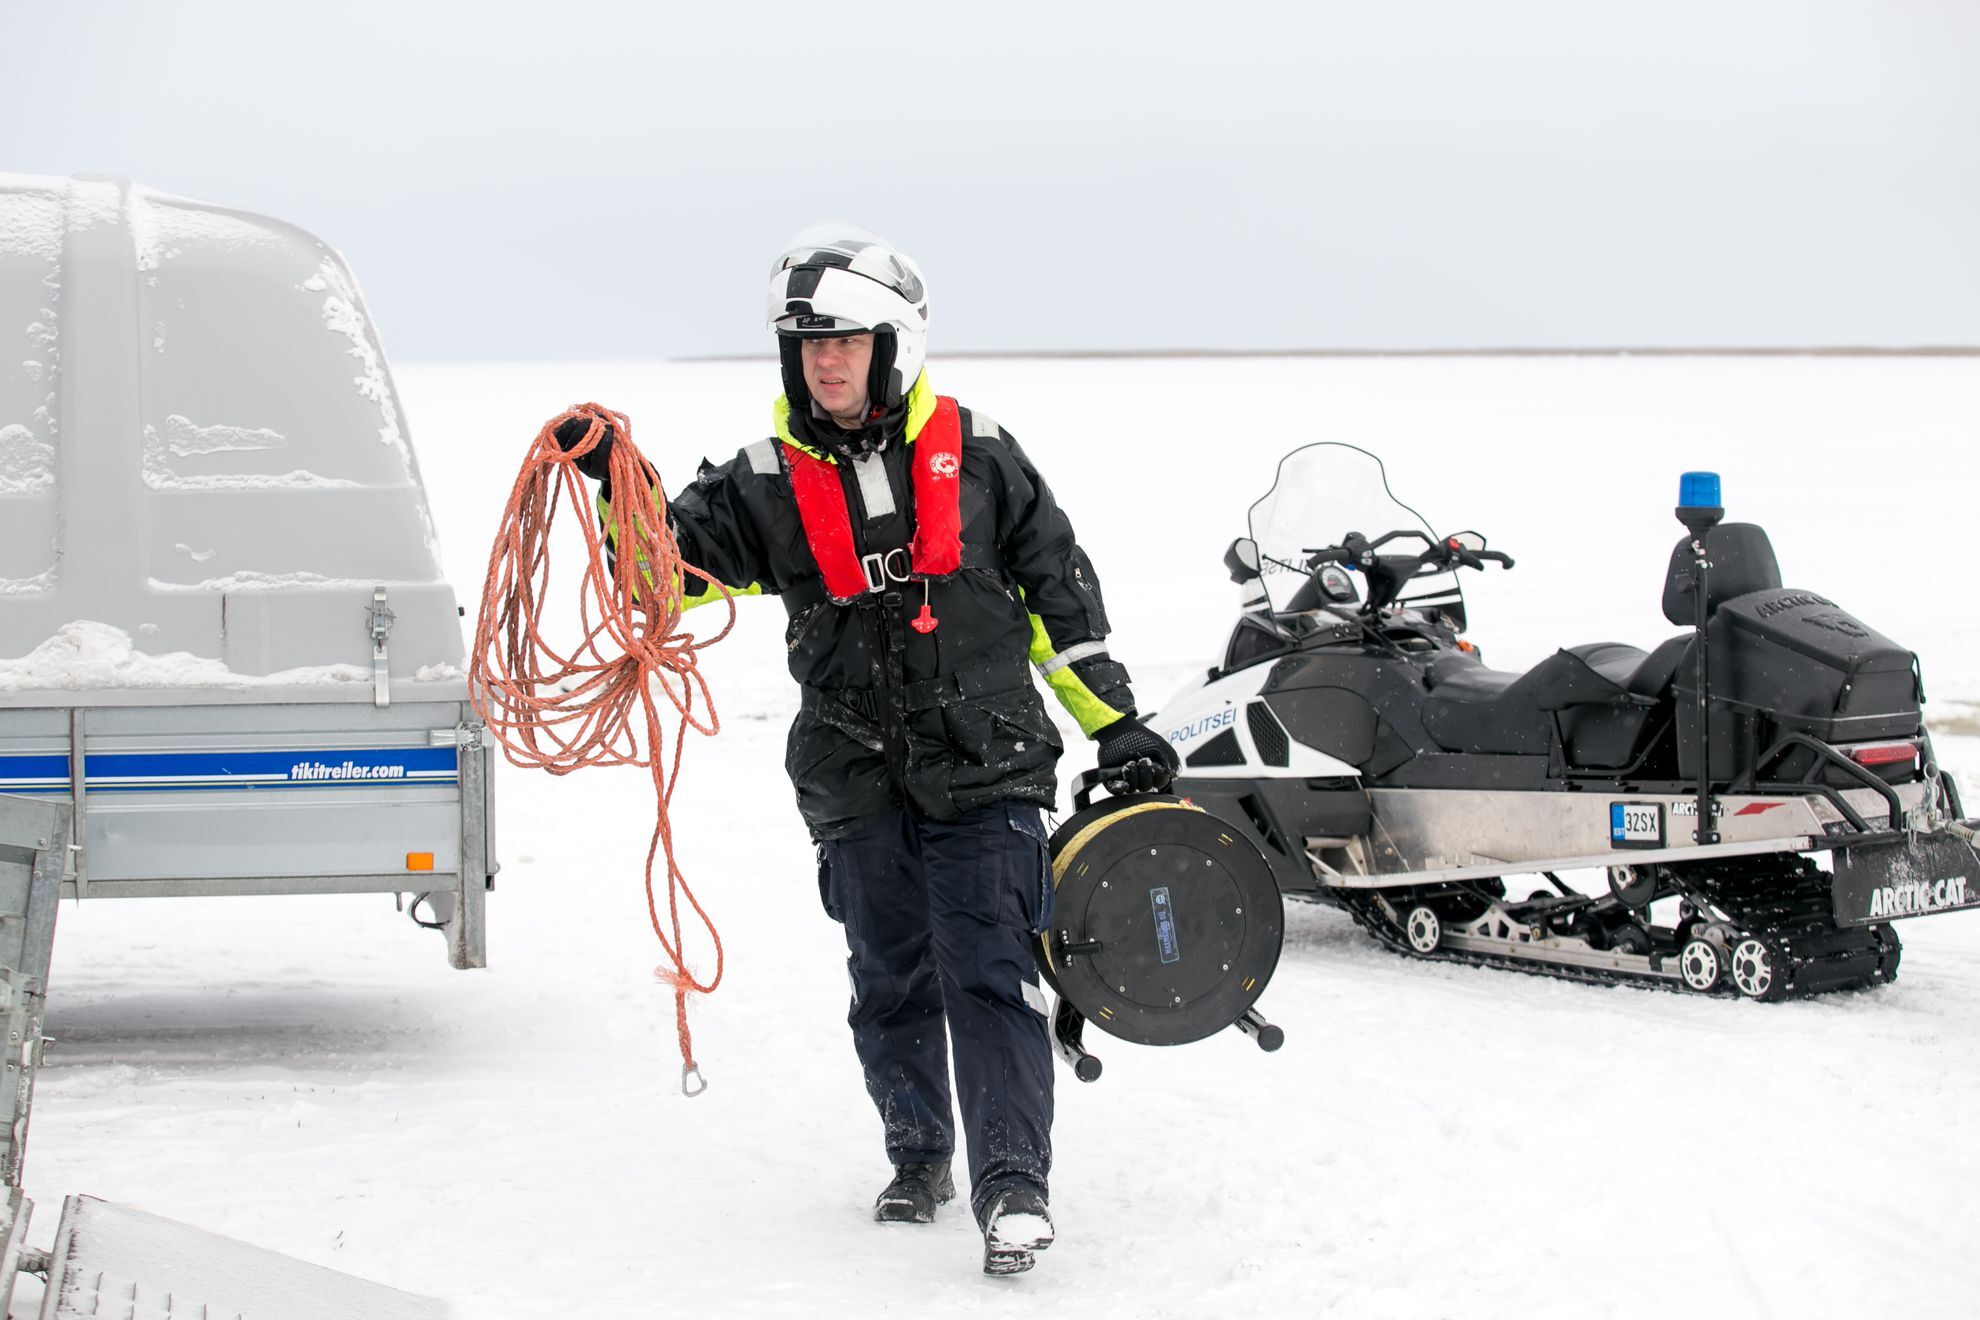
[1447,530,1486,551]
[1223,537,1263,584]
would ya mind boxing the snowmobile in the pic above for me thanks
[1039,443,1980,1074]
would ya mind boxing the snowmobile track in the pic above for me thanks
[1318,855,1900,1001]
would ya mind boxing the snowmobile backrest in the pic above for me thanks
[0,173,465,703]
[1627,635,1691,697]
[1661,523,1781,625]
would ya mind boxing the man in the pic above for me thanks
[562,225,1178,1276]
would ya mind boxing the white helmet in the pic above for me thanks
[767,224,929,413]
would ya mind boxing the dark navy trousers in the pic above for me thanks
[817,802,1056,1219]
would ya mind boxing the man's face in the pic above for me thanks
[800,334,874,426]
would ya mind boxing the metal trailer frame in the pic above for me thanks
[0,796,71,1320]
[0,698,493,969]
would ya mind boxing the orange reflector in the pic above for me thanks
[406,852,435,872]
[1849,743,1917,767]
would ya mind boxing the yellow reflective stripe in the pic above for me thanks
[1026,609,1056,668]
[684,579,762,610]
[902,372,936,444]
[1026,608,1121,738]
[771,395,828,460]
[772,370,935,460]
[596,490,760,608]
[1046,654,1125,739]
[595,490,658,597]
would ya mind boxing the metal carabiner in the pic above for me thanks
[681,1062,708,1097]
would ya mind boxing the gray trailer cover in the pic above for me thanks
[0,174,494,966]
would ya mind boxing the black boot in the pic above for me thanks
[874,1161,955,1224]
[979,1184,1054,1275]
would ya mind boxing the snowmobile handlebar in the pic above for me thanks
[1298,530,1374,568]
[1289,531,1513,618]
[1300,531,1514,575]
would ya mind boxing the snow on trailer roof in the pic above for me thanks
[0,174,467,705]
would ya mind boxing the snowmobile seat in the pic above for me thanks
[1518,642,1654,710]
[1555,635,1692,767]
[1422,655,1517,700]
[1422,642,1669,760]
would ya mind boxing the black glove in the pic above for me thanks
[1095,714,1181,795]
[554,413,617,483]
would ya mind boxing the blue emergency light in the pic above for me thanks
[1676,471,1724,532]
[1678,471,1722,509]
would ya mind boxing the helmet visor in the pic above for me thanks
[768,263,919,337]
[770,224,924,303]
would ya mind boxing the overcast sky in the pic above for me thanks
[5,1,1977,361]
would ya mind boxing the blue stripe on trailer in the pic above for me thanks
[0,747,459,793]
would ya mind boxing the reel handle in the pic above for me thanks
[1052,997,1103,1082]
[1071,767,1105,812]
[1235,1007,1284,1052]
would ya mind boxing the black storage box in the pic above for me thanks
[1672,587,1920,783]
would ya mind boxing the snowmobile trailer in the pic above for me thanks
[0,173,495,968]
[1066,443,1978,1009]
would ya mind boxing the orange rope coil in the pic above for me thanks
[468,404,735,1095]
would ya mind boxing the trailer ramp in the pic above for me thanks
[31,1196,449,1320]
[0,796,450,1318]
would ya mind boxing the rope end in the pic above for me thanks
[655,963,704,994]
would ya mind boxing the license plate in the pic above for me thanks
[1610,802,1663,849]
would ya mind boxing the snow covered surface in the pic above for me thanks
[17,355,1980,1319]
[0,424,54,495]
[301,257,411,458]
[0,621,372,692]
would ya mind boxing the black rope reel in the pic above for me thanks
[1040,793,1284,1049]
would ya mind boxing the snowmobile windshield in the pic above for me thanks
[1247,442,1462,619]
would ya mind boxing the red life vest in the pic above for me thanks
[782,395,965,606]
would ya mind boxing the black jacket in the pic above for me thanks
[636,388,1136,839]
